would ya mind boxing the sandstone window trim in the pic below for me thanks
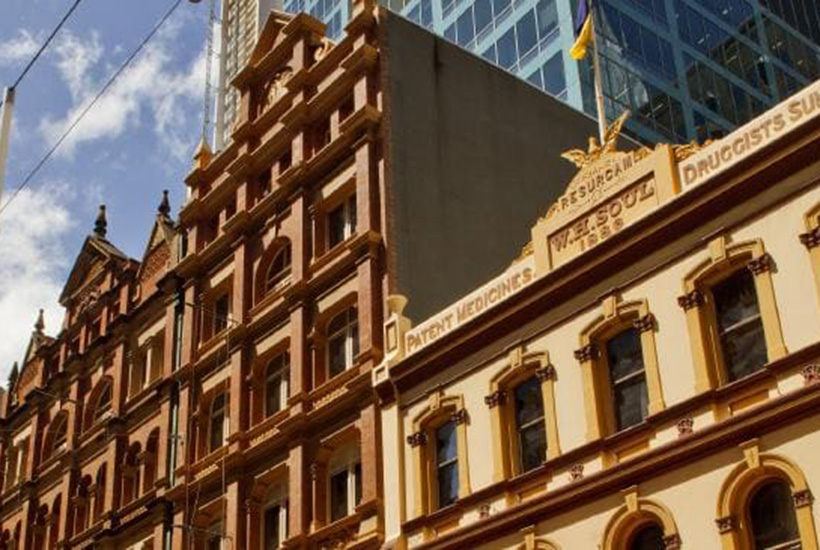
[577,299,665,442]
[408,394,471,517]
[486,349,561,482]
[601,489,681,550]
[799,202,820,308]
[716,443,817,550]
[678,238,786,393]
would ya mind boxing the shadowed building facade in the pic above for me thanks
[0,4,605,550]
[374,80,820,549]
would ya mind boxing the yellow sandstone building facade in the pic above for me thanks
[374,80,820,550]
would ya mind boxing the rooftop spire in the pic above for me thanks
[158,190,171,218]
[34,309,44,334]
[94,204,107,238]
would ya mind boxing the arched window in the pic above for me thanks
[45,414,68,460]
[209,393,227,452]
[748,480,801,550]
[327,307,359,378]
[94,383,112,423]
[122,443,142,504]
[630,523,665,550]
[265,353,290,418]
[265,245,292,294]
[679,239,786,391]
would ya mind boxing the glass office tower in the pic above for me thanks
[282,0,820,144]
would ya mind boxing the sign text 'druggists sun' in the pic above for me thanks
[548,179,657,265]
[680,83,820,187]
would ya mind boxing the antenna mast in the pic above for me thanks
[201,0,217,144]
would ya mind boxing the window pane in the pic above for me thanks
[535,0,558,38]
[516,11,538,57]
[515,378,546,472]
[457,8,475,46]
[328,204,347,248]
[264,506,280,550]
[631,523,665,550]
[474,0,493,34]
[613,375,648,430]
[328,334,347,378]
[606,328,644,382]
[518,424,546,472]
[750,480,801,550]
[436,421,457,464]
[354,462,362,506]
[437,462,459,508]
[713,269,767,381]
[497,29,517,69]
[436,421,459,508]
[265,374,282,417]
[514,378,544,426]
[542,53,565,96]
[330,470,349,522]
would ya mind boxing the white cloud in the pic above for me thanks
[0,184,74,383]
[0,30,40,67]
[39,18,214,162]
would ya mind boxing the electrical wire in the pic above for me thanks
[0,0,84,110]
[0,0,184,219]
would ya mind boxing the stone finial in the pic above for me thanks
[193,137,212,171]
[93,205,107,238]
[34,309,45,334]
[8,362,19,390]
[158,190,171,218]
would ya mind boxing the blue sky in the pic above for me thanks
[0,0,216,379]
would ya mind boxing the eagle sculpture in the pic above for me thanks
[561,110,631,169]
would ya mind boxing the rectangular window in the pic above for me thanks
[606,327,648,431]
[435,421,459,508]
[457,8,475,46]
[330,472,348,519]
[514,377,546,472]
[713,269,767,381]
[264,504,286,550]
[516,11,538,58]
[474,0,493,35]
[329,462,361,522]
[213,294,230,335]
[542,53,566,96]
[265,354,289,418]
[327,195,357,249]
[497,29,517,69]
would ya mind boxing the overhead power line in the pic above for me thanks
[0,0,184,220]
[0,0,84,111]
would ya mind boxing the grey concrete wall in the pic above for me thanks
[381,11,618,322]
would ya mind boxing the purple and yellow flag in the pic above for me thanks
[570,0,594,60]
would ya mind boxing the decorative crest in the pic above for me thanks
[158,190,171,218]
[93,205,107,239]
[561,110,631,170]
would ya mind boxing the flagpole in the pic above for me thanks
[589,1,607,143]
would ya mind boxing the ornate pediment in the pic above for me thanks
[60,206,130,307]
[543,111,650,222]
[248,10,295,67]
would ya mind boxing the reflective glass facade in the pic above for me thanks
[285,0,820,143]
